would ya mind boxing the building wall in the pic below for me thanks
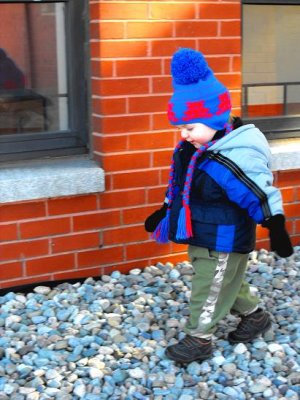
[0,1,299,289]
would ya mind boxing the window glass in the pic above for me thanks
[0,2,68,134]
[242,5,300,118]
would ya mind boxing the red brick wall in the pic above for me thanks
[0,1,299,289]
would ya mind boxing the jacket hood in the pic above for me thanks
[210,124,272,164]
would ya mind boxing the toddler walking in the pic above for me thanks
[145,48,293,364]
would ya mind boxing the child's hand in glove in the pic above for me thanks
[144,203,168,232]
[262,214,293,258]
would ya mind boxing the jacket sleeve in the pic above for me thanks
[199,149,283,223]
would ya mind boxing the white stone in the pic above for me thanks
[267,343,284,353]
[128,368,146,379]
[88,367,104,380]
[33,286,51,295]
[233,343,248,354]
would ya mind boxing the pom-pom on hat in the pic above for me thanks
[168,48,231,130]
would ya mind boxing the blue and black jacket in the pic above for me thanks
[168,124,283,253]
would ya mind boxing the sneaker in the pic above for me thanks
[165,335,212,364]
[228,308,272,344]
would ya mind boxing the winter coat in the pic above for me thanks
[168,124,283,253]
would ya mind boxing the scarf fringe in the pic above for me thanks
[176,204,193,240]
[152,210,170,243]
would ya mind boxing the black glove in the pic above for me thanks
[262,214,294,258]
[144,203,168,232]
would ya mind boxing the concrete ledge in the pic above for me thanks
[0,138,299,204]
[0,156,105,203]
[269,138,300,171]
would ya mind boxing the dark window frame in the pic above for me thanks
[242,0,300,139]
[0,0,90,162]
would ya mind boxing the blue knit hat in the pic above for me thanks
[168,48,231,130]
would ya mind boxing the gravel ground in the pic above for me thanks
[0,247,299,400]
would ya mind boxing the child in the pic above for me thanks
[145,48,293,364]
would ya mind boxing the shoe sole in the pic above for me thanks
[165,347,211,364]
[228,321,272,344]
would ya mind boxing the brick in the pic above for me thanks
[73,210,121,231]
[171,243,189,254]
[198,38,241,55]
[150,3,196,20]
[207,57,230,74]
[295,219,300,233]
[129,95,169,114]
[100,189,145,209]
[116,59,162,77]
[54,267,101,281]
[291,234,300,246]
[147,187,167,204]
[126,241,172,260]
[91,61,113,78]
[256,225,269,241]
[153,113,172,130]
[217,74,241,89]
[103,225,148,245]
[91,3,148,20]
[93,78,149,97]
[112,170,160,190]
[90,22,124,40]
[281,188,295,203]
[0,201,46,223]
[103,152,150,172]
[221,21,241,37]
[26,254,75,275]
[277,170,299,187]
[161,168,171,184]
[232,56,241,72]
[152,77,172,94]
[0,275,52,290]
[284,203,300,218]
[48,195,98,216]
[152,39,196,57]
[91,41,148,59]
[95,135,128,154]
[123,205,161,225]
[175,21,218,37]
[105,174,113,192]
[78,246,123,268]
[127,22,173,39]
[93,98,126,115]
[51,233,100,254]
[0,261,22,280]
[1,239,48,261]
[101,115,150,134]
[229,91,241,108]
[153,150,173,167]
[200,3,241,19]
[0,223,18,242]
[20,218,70,239]
[128,132,173,151]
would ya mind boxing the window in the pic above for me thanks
[0,0,89,161]
[242,1,300,138]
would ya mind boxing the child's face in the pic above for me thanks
[179,123,217,148]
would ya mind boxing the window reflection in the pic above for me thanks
[243,5,300,119]
[0,2,68,134]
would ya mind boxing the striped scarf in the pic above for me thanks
[152,123,233,243]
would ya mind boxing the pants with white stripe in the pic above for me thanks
[185,246,259,339]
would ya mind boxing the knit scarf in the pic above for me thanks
[152,123,233,243]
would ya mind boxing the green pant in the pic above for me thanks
[185,246,259,339]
